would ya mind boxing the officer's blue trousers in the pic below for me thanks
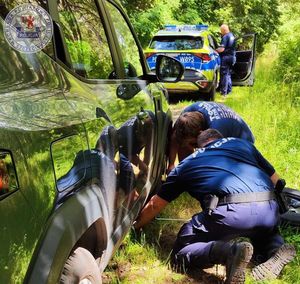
[220,55,235,95]
[171,201,284,270]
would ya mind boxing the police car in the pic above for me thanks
[145,24,220,100]
[145,25,257,101]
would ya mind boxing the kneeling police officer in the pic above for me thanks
[134,129,295,284]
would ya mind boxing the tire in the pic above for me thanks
[280,188,300,228]
[206,73,217,101]
[60,247,102,284]
[207,84,216,101]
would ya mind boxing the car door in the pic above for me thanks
[100,0,169,234]
[208,34,221,67]
[231,33,257,86]
[50,0,168,242]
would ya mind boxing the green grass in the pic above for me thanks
[103,53,300,283]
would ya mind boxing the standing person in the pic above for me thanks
[216,24,236,96]
[167,101,254,174]
[134,129,295,284]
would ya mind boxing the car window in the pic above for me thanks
[105,1,143,78]
[208,35,218,49]
[150,36,203,50]
[57,0,114,79]
[236,35,254,51]
[0,0,55,57]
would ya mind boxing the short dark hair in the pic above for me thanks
[174,112,205,143]
[197,129,223,148]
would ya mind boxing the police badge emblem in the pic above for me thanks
[3,4,53,53]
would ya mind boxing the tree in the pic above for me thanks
[124,0,281,53]
[120,0,154,13]
[216,0,281,53]
[173,0,220,25]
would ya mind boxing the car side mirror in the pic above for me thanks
[156,55,184,83]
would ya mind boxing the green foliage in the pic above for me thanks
[216,0,281,53]
[274,1,300,86]
[172,0,203,24]
[120,0,155,13]
[127,2,173,47]
[173,0,220,25]
[123,0,281,52]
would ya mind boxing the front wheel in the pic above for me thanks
[60,247,102,284]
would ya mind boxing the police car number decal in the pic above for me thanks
[146,53,202,71]
[179,56,194,63]
[177,54,201,70]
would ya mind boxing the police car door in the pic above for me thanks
[232,33,257,86]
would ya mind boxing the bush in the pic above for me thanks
[273,1,300,102]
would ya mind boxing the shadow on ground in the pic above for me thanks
[167,92,210,105]
[138,222,226,283]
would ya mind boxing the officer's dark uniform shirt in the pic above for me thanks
[183,102,255,143]
[219,32,236,57]
[158,138,275,207]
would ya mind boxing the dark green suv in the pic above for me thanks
[0,1,183,283]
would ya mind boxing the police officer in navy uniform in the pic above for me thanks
[134,129,295,284]
[217,24,236,96]
[168,101,254,174]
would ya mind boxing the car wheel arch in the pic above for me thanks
[25,185,110,284]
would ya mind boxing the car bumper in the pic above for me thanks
[164,69,215,92]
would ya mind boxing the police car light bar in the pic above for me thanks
[164,24,208,31]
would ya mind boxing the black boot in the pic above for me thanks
[209,241,253,284]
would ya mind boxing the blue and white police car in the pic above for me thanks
[144,25,221,100]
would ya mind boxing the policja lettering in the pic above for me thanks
[197,102,221,121]
[210,137,235,148]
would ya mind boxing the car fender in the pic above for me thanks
[25,184,110,284]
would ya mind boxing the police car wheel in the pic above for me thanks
[207,77,217,101]
[207,85,216,101]
[60,247,102,284]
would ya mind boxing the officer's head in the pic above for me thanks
[197,129,223,148]
[220,24,230,35]
[174,112,205,148]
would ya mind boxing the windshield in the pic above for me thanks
[150,36,203,50]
